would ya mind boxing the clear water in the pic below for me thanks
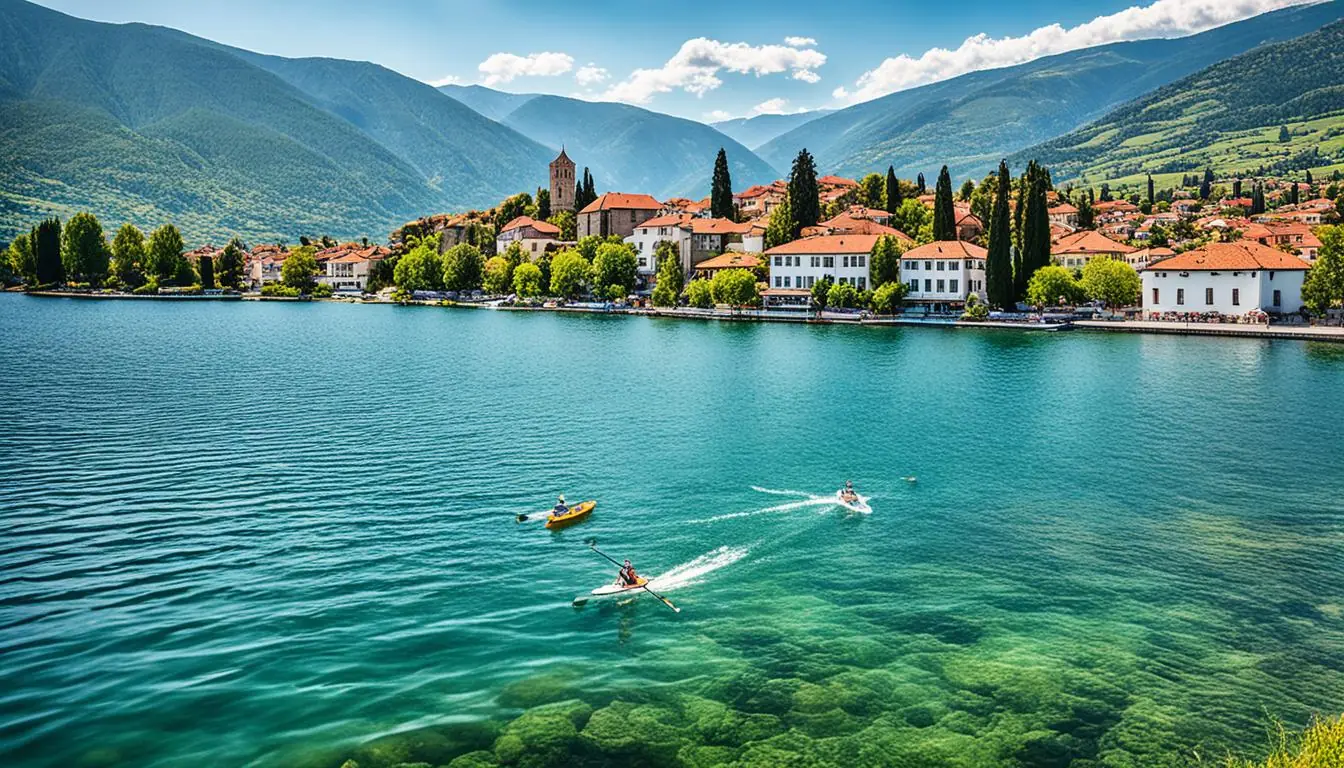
[1,293,1341,768]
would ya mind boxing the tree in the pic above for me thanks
[986,161,1015,310]
[958,179,975,202]
[1233,179,1243,199]
[576,235,615,263]
[684,279,714,308]
[1017,161,1051,299]
[393,237,442,292]
[199,255,215,290]
[442,243,486,292]
[932,166,956,241]
[147,224,185,281]
[495,192,533,235]
[1251,185,1267,216]
[827,281,860,309]
[869,235,904,287]
[1099,183,1112,203]
[483,256,513,294]
[1278,124,1291,143]
[592,242,638,297]
[536,188,551,221]
[1026,265,1081,307]
[650,240,684,307]
[7,233,36,284]
[1199,176,1211,200]
[216,237,245,289]
[548,210,577,241]
[709,268,759,309]
[860,173,885,210]
[574,168,597,211]
[1080,258,1141,309]
[870,280,907,314]
[885,166,901,215]
[1077,195,1095,230]
[512,262,543,298]
[281,246,319,291]
[764,196,795,249]
[61,212,108,283]
[811,276,833,312]
[711,148,734,219]
[961,293,989,321]
[893,198,932,243]
[916,173,926,194]
[33,217,63,285]
[788,149,820,236]
[549,250,591,298]
[1302,226,1343,315]
[1147,174,1155,205]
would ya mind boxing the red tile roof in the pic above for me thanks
[579,192,662,214]
[690,218,754,235]
[1144,242,1312,272]
[695,253,761,270]
[500,215,561,236]
[764,234,885,255]
[903,240,989,260]
[818,175,858,187]
[635,214,693,229]
[1052,230,1136,255]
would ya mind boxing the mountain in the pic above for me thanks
[0,0,551,244]
[438,84,538,122]
[440,86,780,199]
[757,1,1344,183]
[1015,20,1344,187]
[711,110,832,150]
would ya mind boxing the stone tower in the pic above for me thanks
[549,147,576,213]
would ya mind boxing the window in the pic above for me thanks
[950,279,959,293]
[936,279,945,293]
[924,279,932,292]
[638,258,647,268]
[1177,288,1184,305]
[784,276,792,288]
[823,257,834,268]
[1205,287,1213,305]
[857,255,866,267]
[811,256,820,267]
[858,277,866,290]
[774,256,782,267]
[904,260,914,270]
[925,261,932,270]
[936,261,944,271]
[1273,289,1281,307]
[774,276,781,287]
[909,279,919,292]
[949,261,959,271]
[842,256,850,268]
[1232,288,1239,306]
[1152,288,1159,305]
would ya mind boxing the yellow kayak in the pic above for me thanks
[545,500,596,529]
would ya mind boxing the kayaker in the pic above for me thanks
[842,481,858,502]
[553,494,569,516]
[618,560,640,586]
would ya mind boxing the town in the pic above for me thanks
[6,147,1344,332]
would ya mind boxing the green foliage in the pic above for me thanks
[34,218,63,285]
[1221,714,1344,768]
[651,241,684,307]
[884,166,901,214]
[827,281,860,309]
[394,239,443,292]
[764,197,795,250]
[1018,162,1052,300]
[860,173,886,209]
[788,150,820,236]
[198,255,215,290]
[535,188,551,221]
[711,149,734,219]
[869,235,905,288]
[961,293,990,320]
[709,268,759,308]
[933,166,957,242]
[811,276,833,311]
[8,233,37,284]
[1026,265,1083,307]
[548,211,577,241]
[1302,226,1344,315]
[892,199,931,244]
[576,235,620,263]
[442,243,486,292]
[132,278,159,295]
[870,280,907,314]
[502,241,526,269]
[1080,258,1142,308]
[494,192,534,235]
[549,250,591,299]
[310,282,333,298]
[483,256,513,295]
[958,179,975,202]
[216,237,245,289]
[280,246,318,291]
[512,262,543,298]
[591,242,638,297]
[146,224,184,281]
[260,283,300,297]
[60,212,108,283]
[684,279,714,308]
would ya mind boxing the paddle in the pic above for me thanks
[584,538,681,614]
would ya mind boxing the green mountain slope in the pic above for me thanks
[0,0,551,243]
[757,1,1344,182]
[711,110,833,150]
[438,84,538,122]
[440,87,780,198]
[1015,20,1344,186]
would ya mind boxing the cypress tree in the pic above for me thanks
[711,148,734,219]
[1251,185,1266,215]
[536,188,551,221]
[917,173,926,194]
[932,166,955,241]
[33,217,63,285]
[1233,179,1242,199]
[1016,162,1050,300]
[1147,174,1155,205]
[986,161,1015,310]
[199,255,215,289]
[885,166,901,214]
[1199,177,1211,200]
[787,149,820,237]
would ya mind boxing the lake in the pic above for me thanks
[1,293,1342,768]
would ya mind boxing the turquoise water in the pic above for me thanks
[1,293,1342,768]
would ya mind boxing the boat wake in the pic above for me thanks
[647,546,748,592]
[688,487,844,524]
[748,486,814,497]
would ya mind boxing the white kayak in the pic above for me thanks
[573,577,680,612]
[835,490,872,514]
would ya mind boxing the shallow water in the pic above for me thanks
[1,294,1341,768]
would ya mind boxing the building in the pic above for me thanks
[1141,242,1312,317]
[1048,203,1079,229]
[694,252,760,280]
[734,182,787,218]
[955,205,984,241]
[318,244,390,292]
[247,244,287,287]
[1052,230,1136,269]
[625,215,758,282]
[805,211,908,238]
[496,216,563,258]
[577,192,663,239]
[900,240,988,313]
[549,149,576,213]
[1125,247,1175,271]
[762,234,882,295]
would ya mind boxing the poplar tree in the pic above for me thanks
[787,149,819,237]
[917,173,926,194]
[885,166,901,214]
[932,166,956,241]
[711,149,734,219]
[33,217,63,285]
[199,255,215,289]
[986,162,1015,310]
[1018,162,1051,299]
[1147,174,1155,205]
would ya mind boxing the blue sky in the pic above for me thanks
[33,0,1319,121]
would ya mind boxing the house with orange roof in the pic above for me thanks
[1047,203,1079,229]
[763,234,883,296]
[734,181,787,218]
[496,215,564,258]
[625,215,760,284]
[693,252,761,280]
[184,244,220,266]
[818,175,858,190]
[900,240,988,312]
[955,205,984,241]
[807,210,909,239]
[1051,230,1136,268]
[1125,246,1174,271]
[1141,241,1312,317]
[247,244,288,287]
[577,192,663,239]
[318,244,390,292]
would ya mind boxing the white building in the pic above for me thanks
[626,215,759,283]
[1141,242,1312,317]
[900,240,988,312]
[762,234,883,293]
[316,244,390,292]
[496,216,563,258]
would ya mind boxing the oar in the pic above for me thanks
[584,538,681,614]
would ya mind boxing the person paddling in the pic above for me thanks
[552,494,569,516]
[617,559,640,587]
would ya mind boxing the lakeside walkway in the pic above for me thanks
[1074,319,1344,343]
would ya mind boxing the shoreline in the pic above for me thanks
[18,289,1344,343]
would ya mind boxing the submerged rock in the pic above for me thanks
[579,700,687,765]
[447,750,500,768]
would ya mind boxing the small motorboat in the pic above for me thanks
[545,500,596,529]
[835,482,871,514]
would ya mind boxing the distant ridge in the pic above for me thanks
[711,110,833,150]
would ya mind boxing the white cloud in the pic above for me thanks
[839,0,1321,104]
[478,51,574,86]
[575,65,609,87]
[428,74,464,87]
[831,85,849,100]
[792,69,821,84]
[603,37,827,104]
[705,109,736,122]
[784,36,817,47]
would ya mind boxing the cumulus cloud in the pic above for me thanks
[478,51,574,86]
[575,65,609,87]
[705,109,735,122]
[752,98,791,115]
[603,38,826,104]
[784,36,817,47]
[428,74,465,87]
[839,0,1321,104]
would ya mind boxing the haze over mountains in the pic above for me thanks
[2,0,1343,244]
